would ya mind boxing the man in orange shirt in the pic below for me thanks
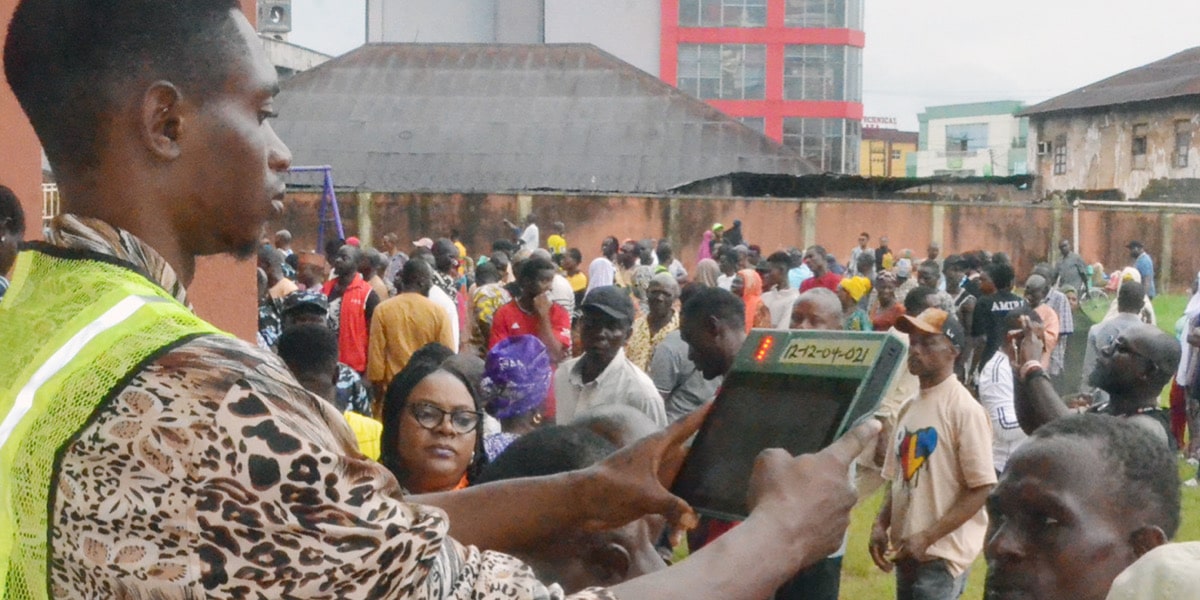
[368,259,454,402]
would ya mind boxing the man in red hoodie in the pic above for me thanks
[323,244,380,374]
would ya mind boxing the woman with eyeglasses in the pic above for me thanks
[380,343,488,494]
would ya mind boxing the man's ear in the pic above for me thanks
[140,81,184,160]
[705,314,724,338]
[1129,525,1167,558]
[586,541,632,586]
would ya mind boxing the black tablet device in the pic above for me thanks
[670,329,905,521]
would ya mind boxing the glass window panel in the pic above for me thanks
[846,47,863,102]
[945,123,989,152]
[679,0,700,26]
[846,0,863,30]
[785,45,855,101]
[739,117,766,134]
[785,0,849,28]
[781,118,859,172]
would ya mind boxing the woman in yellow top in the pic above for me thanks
[562,248,589,308]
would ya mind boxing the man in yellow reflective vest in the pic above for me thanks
[0,1,879,598]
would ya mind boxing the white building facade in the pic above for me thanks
[913,100,1029,178]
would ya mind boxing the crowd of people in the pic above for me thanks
[246,197,1198,600]
[0,2,1198,599]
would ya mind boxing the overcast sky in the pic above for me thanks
[290,0,1200,130]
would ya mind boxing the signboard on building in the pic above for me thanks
[863,116,898,129]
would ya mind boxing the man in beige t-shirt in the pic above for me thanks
[870,308,997,600]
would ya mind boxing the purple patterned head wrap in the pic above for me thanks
[481,335,552,420]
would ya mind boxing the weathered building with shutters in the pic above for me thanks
[1023,47,1200,201]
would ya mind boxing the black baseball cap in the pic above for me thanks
[581,286,635,323]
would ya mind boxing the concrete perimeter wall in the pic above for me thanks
[271,192,1200,294]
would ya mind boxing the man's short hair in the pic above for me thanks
[903,285,939,315]
[0,185,26,235]
[1002,304,1042,330]
[474,425,615,484]
[678,282,704,307]
[794,287,841,320]
[856,252,875,272]
[655,242,673,264]
[368,249,389,273]
[5,0,243,174]
[475,261,501,284]
[766,250,793,269]
[566,248,583,264]
[1118,280,1146,313]
[275,230,292,245]
[400,256,432,286]
[681,287,745,332]
[648,272,681,298]
[277,324,339,377]
[1033,414,1180,538]
[985,262,1016,290]
[493,239,516,255]
[517,256,555,282]
[962,251,984,271]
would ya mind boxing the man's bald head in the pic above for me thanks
[1091,323,1181,398]
[1131,324,1182,389]
[433,238,458,273]
[1024,274,1049,308]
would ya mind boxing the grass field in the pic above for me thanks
[838,293,1200,598]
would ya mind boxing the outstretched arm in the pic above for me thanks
[1009,315,1068,434]
[413,406,710,553]
[609,420,881,600]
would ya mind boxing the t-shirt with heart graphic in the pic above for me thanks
[882,375,998,577]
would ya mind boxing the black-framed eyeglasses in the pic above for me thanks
[408,402,483,435]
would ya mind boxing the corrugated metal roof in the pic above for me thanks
[273,43,815,193]
[1022,47,1200,117]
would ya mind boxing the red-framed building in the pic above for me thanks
[660,0,864,173]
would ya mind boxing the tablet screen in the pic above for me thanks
[670,371,864,521]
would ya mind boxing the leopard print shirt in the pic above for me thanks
[50,336,622,599]
[43,216,617,600]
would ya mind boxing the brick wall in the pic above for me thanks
[271,192,1200,293]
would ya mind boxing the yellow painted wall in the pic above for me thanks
[860,138,917,177]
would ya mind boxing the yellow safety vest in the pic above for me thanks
[0,247,222,599]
